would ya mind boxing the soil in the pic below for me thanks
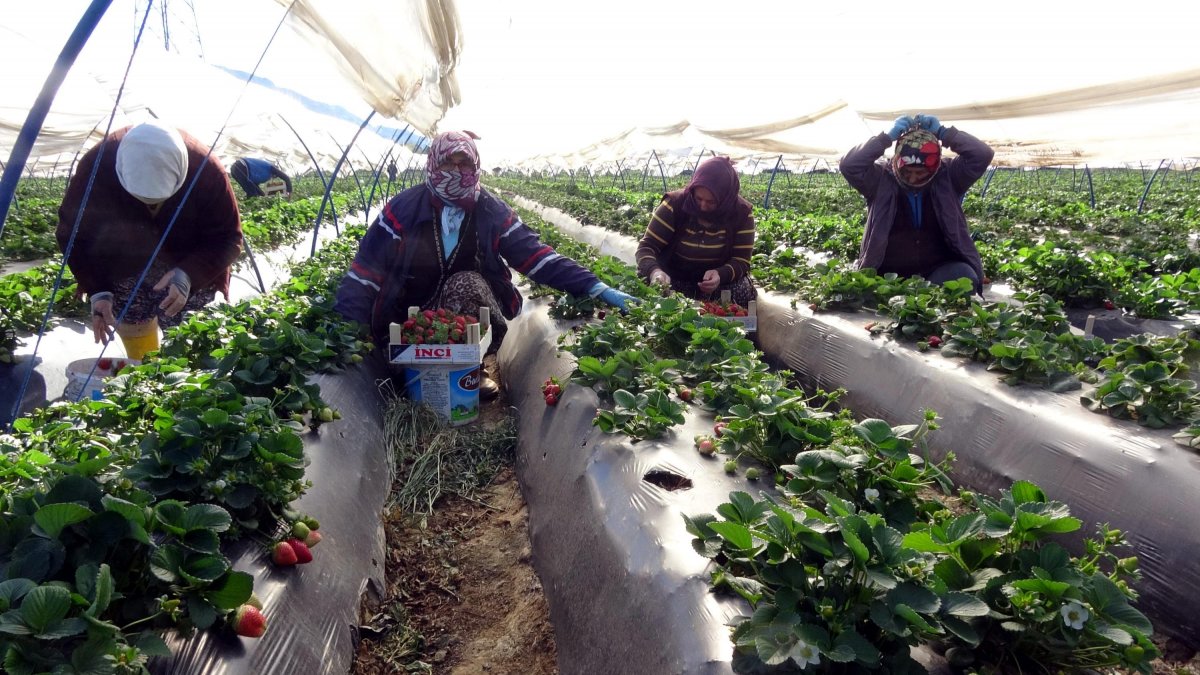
[352,356,558,675]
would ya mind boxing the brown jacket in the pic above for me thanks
[57,126,242,297]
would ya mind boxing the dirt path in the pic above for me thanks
[352,362,557,675]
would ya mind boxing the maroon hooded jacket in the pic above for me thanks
[57,126,242,298]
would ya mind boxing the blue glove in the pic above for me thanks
[887,115,915,140]
[915,114,946,139]
[598,287,637,313]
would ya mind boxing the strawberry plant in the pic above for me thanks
[592,388,685,440]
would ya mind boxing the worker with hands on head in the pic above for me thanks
[840,112,994,292]
[334,130,635,399]
[57,120,243,360]
[636,155,757,305]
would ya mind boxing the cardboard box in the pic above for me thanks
[388,307,490,425]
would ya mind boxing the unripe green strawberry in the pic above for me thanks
[303,516,320,531]
[319,407,335,423]
[292,522,311,540]
[724,460,738,474]
[233,604,267,638]
[745,468,761,481]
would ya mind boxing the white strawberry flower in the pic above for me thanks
[1060,601,1089,630]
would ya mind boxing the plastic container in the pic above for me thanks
[401,363,482,426]
[63,357,139,402]
[388,307,491,426]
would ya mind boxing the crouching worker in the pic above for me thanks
[636,156,757,305]
[334,131,635,400]
[57,120,243,360]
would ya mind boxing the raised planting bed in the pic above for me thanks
[513,194,1200,651]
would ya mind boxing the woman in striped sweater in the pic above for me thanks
[635,156,757,304]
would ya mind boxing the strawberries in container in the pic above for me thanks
[399,309,483,345]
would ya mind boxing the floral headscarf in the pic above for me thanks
[891,129,941,189]
[425,131,481,210]
[680,156,748,223]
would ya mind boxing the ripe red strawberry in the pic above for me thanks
[927,335,942,348]
[714,421,728,437]
[272,541,298,566]
[808,303,818,311]
[1104,300,1116,310]
[114,359,127,370]
[678,387,692,402]
[545,392,559,406]
[97,358,112,371]
[233,604,267,638]
[597,309,607,320]
[286,538,313,564]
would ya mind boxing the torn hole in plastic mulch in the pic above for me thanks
[642,469,693,491]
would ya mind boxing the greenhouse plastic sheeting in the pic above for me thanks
[151,359,393,674]
[517,196,1200,649]
[499,303,747,675]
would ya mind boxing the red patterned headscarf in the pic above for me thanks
[425,131,481,210]
[891,129,941,188]
[680,156,748,223]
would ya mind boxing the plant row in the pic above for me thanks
[0,226,370,673]
[498,182,1200,442]
[516,206,1160,673]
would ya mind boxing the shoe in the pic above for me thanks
[479,376,500,401]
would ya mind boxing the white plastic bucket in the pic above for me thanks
[63,358,139,402]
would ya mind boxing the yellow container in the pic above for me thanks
[116,318,160,360]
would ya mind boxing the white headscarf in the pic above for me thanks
[115,121,188,203]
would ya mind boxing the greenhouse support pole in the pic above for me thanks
[0,0,113,241]
[614,159,627,190]
[312,110,375,256]
[277,114,332,192]
[653,151,668,193]
[329,133,368,219]
[979,167,997,199]
[1084,165,1095,208]
[241,234,267,293]
[402,156,417,190]
[693,147,706,173]
[640,153,653,191]
[1136,159,1167,215]
[762,154,784,209]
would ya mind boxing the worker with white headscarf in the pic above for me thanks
[57,120,243,359]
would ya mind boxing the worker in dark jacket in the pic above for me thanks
[57,121,242,359]
[230,157,292,197]
[840,114,994,290]
[334,131,634,398]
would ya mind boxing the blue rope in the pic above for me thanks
[8,1,152,426]
[69,1,298,402]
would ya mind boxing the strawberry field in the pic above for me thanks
[3,161,1199,674]
[475,175,1200,674]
